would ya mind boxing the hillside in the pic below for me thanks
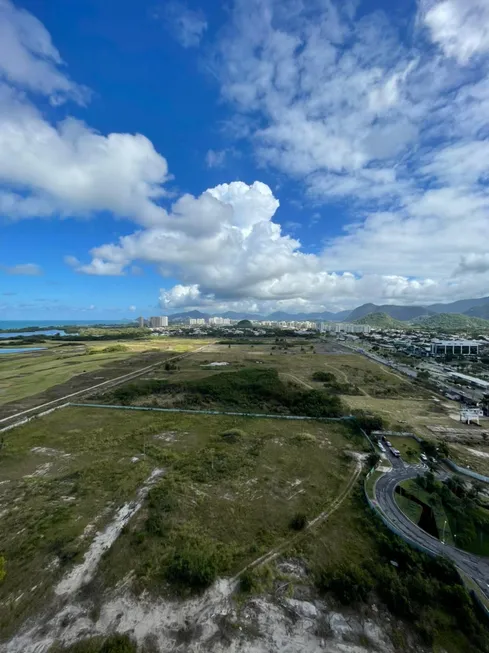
[418,313,489,331]
[353,312,405,328]
[465,303,489,319]
[347,303,433,322]
[428,296,489,315]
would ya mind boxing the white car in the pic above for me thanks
[420,453,428,462]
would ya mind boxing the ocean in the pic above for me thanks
[0,320,131,330]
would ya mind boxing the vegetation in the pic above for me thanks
[105,367,347,418]
[353,312,404,328]
[289,512,308,531]
[316,508,489,651]
[416,313,489,331]
[311,371,360,395]
[236,319,253,328]
[49,634,137,653]
[412,473,489,554]
[0,556,5,582]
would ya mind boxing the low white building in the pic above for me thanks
[431,339,479,356]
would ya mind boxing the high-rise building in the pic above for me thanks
[149,316,168,328]
[189,318,206,325]
[209,317,231,326]
[138,316,145,328]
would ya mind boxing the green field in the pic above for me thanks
[399,480,455,545]
[0,405,362,636]
[388,436,422,463]
[395,493,423,524]
[0,346,130,405]
[2,342,489,652]
[0,338,213,407]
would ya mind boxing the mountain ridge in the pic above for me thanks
[166,296,489,323]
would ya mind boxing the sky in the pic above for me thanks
[1,0,489,320]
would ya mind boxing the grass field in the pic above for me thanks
[0,338,213,407]
[0,404,363,637]
[86,337,213,354]
[395,493,423,524]
[449,443,489,477]
[0,346,130,405]
[399,480,455,545]
[388,436,422,463]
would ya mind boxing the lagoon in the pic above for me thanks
[0,347,47,355]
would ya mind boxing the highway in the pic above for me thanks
[373,452,489,599]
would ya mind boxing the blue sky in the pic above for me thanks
[1,0,489,319]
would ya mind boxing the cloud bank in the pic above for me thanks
[2,0,489,313]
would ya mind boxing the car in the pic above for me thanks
[391,449,401,457]
[386,440,392,447]
[420,453,428,462]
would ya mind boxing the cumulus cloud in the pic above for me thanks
[73,179,453,312]
[4,0,489,313]
[4,262,42,275]
[159,1,207,48]
[0,2,170,225]
[419,0,489,64]
[128,305,136,312]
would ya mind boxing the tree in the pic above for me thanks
[367,452,381,469]
[0,556,5,582]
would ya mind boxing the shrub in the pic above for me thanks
[316,563,373,605]
[239,565,274,594]
[312,371,337,383]
[166,537,225,590]
[220,428,246,442]
[289,512,308,531]
[0,556,5,582]
[49,634,137,653]
[101,344,128,353]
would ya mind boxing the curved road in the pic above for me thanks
[373,462,489,599]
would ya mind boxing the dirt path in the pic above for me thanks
[377,365,407,384]
[323,363,370,398]
[280,373,314,390]
[234,455,363,579]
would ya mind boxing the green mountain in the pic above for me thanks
[353,312,405,328]
[416,313,489,331]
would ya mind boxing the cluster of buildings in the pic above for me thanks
[318,322,372,334]
[138,316,168,328]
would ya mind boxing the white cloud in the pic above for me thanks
[4,0,489,313]
[128,305,136,312]
[456,253,489,275]
[75,178,470,312]
[160,1,207,48]
[4,262,42,275]
[205,149,227,168]
[0,90,170,225]
[420,0,489,65]
[0,0,89,103]
[0,3,170,225]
